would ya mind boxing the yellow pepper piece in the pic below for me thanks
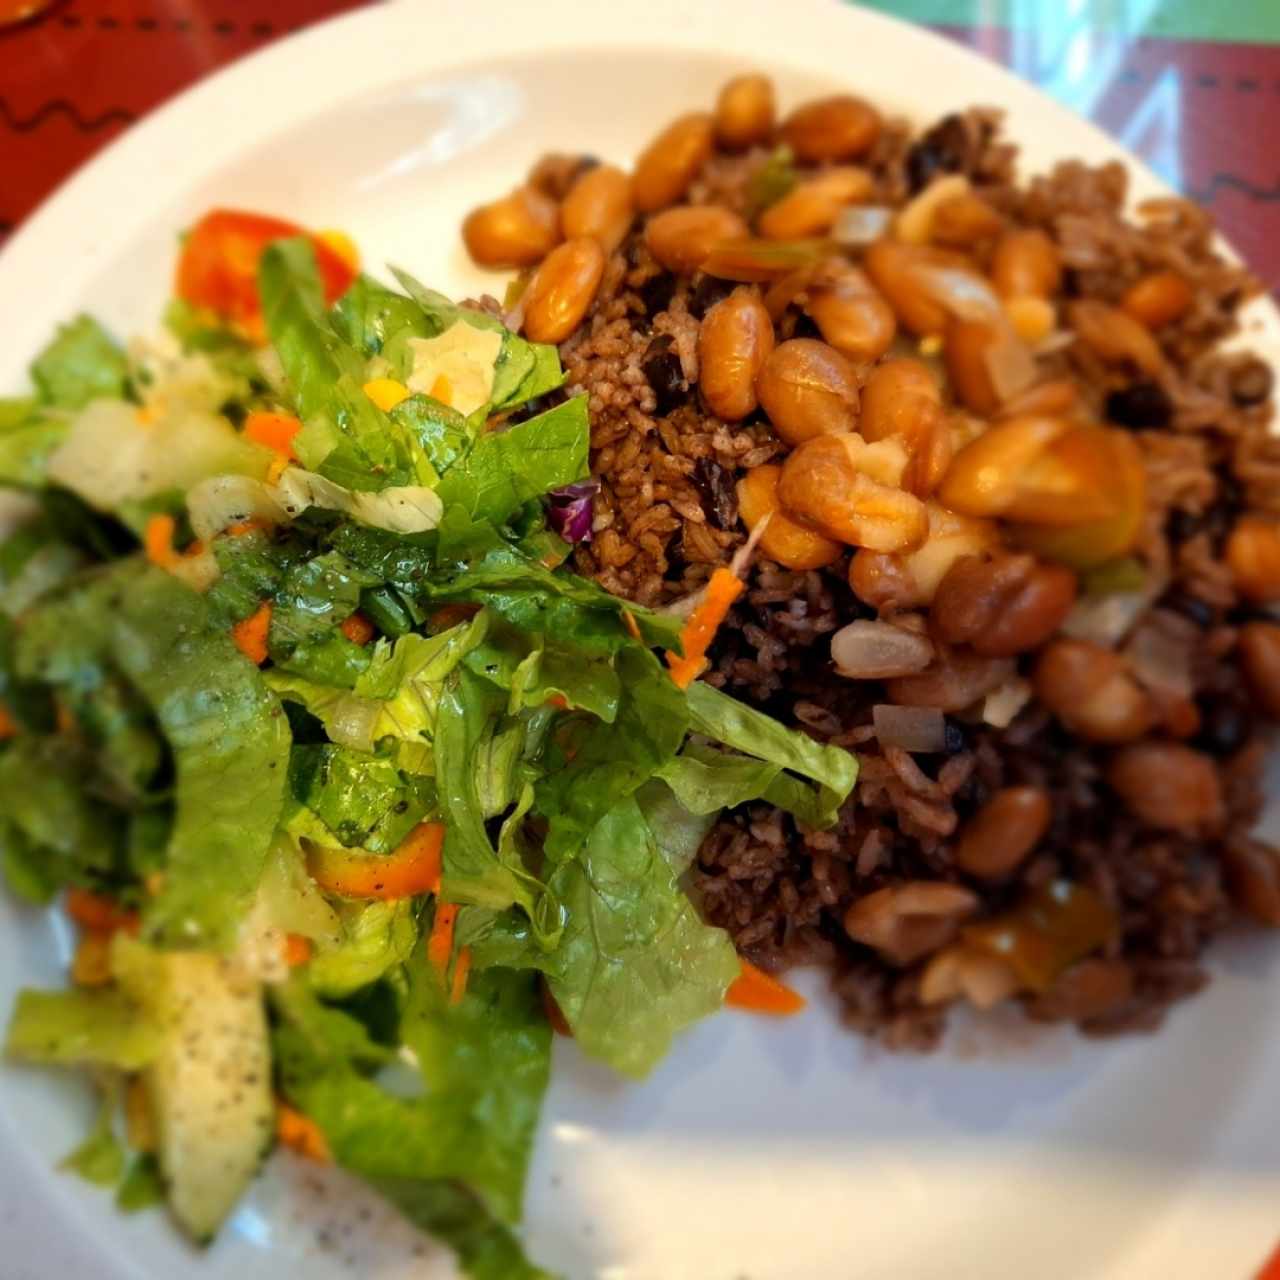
[315,228,360,275]
[363,377,411,412]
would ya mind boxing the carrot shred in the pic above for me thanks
[227,519,265,538]
[306,822,444,900]
[71,931,114,987]
[243,410,301,459]
[540,979,573,1037]
[143,514,177,568]
[666,567,744,689]
[340,612,375,646]
[427,902,459,980]
[54,699,77,735]
[283,933,312,968]
[0,702,17,741]
[429,603,482,631]
[64,888,139,935]
[1257,1242,1280,1280]
[725,959,807,1017]
[449,946,472,1006]
[231,602,272,665]
[621,609,641,641]
[545,693,569,711]
[276,1101,331,1164]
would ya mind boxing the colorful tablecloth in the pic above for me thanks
[1,0,1277,290]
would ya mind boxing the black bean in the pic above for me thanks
[637,271,677,317]
[642,336,687,415]
[904,114,970,194]
[1105,379,1173,429]
[1161,590,1215,628]
[688,273,733,319]
[1229,357,1274,408]
[692,457,737,530]
[1166,509,1204,546]
[943,720,969,755]
[1194,693,1255,758]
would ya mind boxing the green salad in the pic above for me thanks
[0,216,857,1276]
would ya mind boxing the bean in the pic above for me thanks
[1029,958,1134,1023]
[693,457,738,530]
[737,464,843,570]
[1226,516,1280,603]
[998,378,1078,420]
[938,414,1073,518]
[944,318,1003,415]
[715,74,776,150]
[527,152,597,200]
[644,204,749,275]
[849,502,1000,610]
[955,786,1052,879]
[1033,638,1154,743]
[697,286,775,421]
[805,265,897,363]
[1238,622,1280,719]
[920,944,1021,1009]
[1105,379,1173,429]
[863,239,978,337]
[756,338,859,445]
[1220,836,1280,926]
[931,190,1003,247]
[886,649,1015,712]
[844,881,979,966]
[861,357,939,437]
[932,551,1077,657]
[991,228,1061,300]
[461,186,560,268]
[560,164,634,256]
[781,94,881,162]
[1106,741,1222,832]
[1068,299,1165,377]
[1121,270,1193,330]
[631,113,715,213]
[1229,357,1274,408]
[758,167,873,240]
[778,433,927,552]
[521,237,606,344]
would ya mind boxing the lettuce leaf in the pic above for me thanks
[108,568,292,948]
[685,681,859,827]
[259,241,433,491]
[0,404,69,489]
[62,1098,127,1187]
[30,316,129,409]
[268,550,377,688]
[435,397,589,528]
[308,899,419,999]
[545,796,739,1078]
[5,988,159,1070]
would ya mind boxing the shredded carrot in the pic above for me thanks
[545,693,569,711]
[621,609,641,641]
[243,410,301,459]
[429,374,453,406]
[449,946,472,1006]
[231,602,272,665]
[427,901,459,980]
[339,612,375,646]
[144,514,177,568]
[429,603,481,631]
[1258,1242,1280,1280]
[144,871,165,898]
[665,568,744,689]
[540,979,573,1037]
[64,888,140,935]
[276,1102,331,1164]
[282,933,312,968]
[227,519,265,538]
[0,702,16,741]
[306,822,444,900]
[54,699,76,735]
[725,959,807,1017]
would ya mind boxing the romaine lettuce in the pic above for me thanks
[30,315,129,409]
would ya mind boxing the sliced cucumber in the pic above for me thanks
[112,936,273,1243]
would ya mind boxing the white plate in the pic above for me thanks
[2,2,1278,1277]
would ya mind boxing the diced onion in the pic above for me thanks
[832,619,934,679]
[832,205,894,247]
[983,330,1039,403]
[1061,573,1166,647]
[187,474,287,542]
[907,262,1003,323]
[981,677,1032,729]
[1125,612,1194,699]
[872,704,946,753]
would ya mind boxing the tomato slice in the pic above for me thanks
[175,208,357,337]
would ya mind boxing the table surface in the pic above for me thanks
[1,0,1278,291]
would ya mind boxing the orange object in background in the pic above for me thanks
[0,1,53,26]
[275,1102,331,1164]
[726,959,807,1016]
[175,209,356,338]
[1256,1241,1280,1280]
[231,602,272,666]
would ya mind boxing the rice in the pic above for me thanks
[534,103,1277,1047]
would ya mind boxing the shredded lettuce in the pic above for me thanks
[5,988,159,1070]
[308,899,419,998]
[30,315,129,409]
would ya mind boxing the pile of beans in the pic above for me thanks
[458,74,1280,1035]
